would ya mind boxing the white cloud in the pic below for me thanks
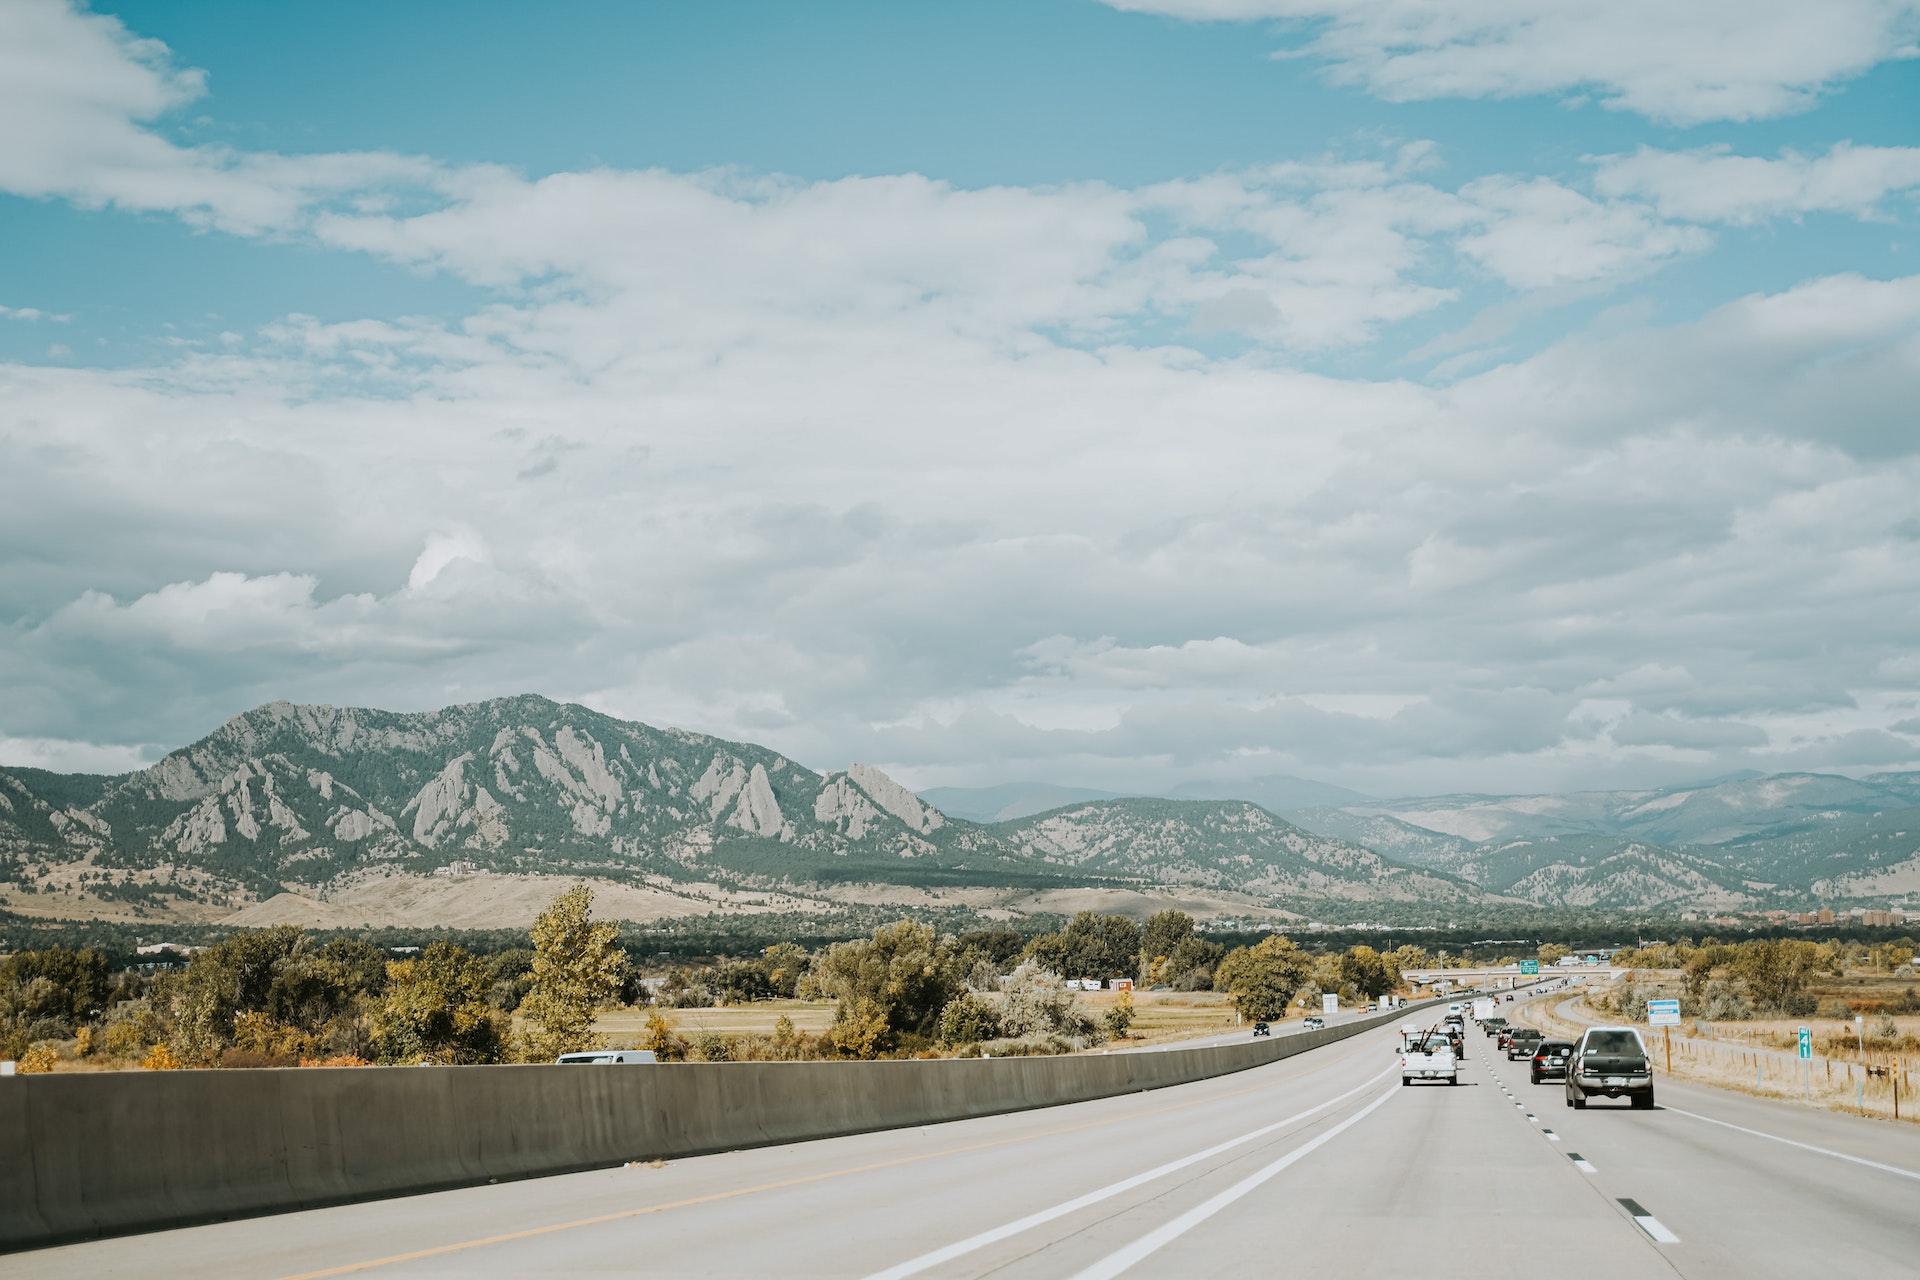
[1100,0,1920,123]
[0,0,436,235]
[1593,142,1920,224]
[11,265,1920,794]
[1453,176,1711,289]
[6,4,1920,794]
[0,732,155,774]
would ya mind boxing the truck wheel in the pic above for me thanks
[1572,1096,1587,1110]
[1632,1091,1654,1110]
[1448,1075,1458,1085]
[1401,1076,1411,1086]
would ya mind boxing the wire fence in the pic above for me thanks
[1521,995,1916,1123]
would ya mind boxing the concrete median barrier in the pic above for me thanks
[1,1000,1437,1250]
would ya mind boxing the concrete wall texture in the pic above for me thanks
[2,1003,1434,1250]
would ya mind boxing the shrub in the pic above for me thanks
[18,1042,58,1073]
[1701,978,1752,1021]
[1000,964,1100,1041]
[643,1011,688,1061]
[816,920,966,1057]
[371,941,505,1064]
[937,993,1003,1045]
[1103,989,1135,1039]
[141,1043,181,1071]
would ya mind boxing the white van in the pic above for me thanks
[556,1050,658,1064]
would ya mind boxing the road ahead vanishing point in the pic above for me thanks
[24,1006,1920,1280]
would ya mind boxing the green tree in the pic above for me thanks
[1538,943,1571,966]
[1024,912,1142,982]
[164,926,313,1063]
[1337,945,1395,998]
[815,919,964,1056]
[1214,936,1315,1020]
[1140,910,1196,976]
[518,885,629,1061]
[370,941,504,1064]
[0,945,111,1057]
[760,942,812,998]
[0,945,110,1023]
[1732,939,1833,1013]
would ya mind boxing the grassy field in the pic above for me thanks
[593,999,837,1044]
[592,988,1261,1052]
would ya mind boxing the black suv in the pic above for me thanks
[1566,1028,1654,1109]
[1505,1028,1543,1060]
[1530,1040,1574,1083]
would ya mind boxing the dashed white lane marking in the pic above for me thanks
[1066,1089,1399,1280]
[1525,1114,1539,1124]
[1661,1105,1920,1182]
[1618,1198,1680,1244]
[863,1066,1398,1280]
[1542,1128,1561,1142]
[1567,1152,1597,1173]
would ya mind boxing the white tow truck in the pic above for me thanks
[1399,1024,1458,1086]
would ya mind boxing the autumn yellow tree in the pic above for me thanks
[517,885,629,1062]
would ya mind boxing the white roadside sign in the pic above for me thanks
[1647,998,1681,1026]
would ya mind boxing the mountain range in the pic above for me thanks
[0,697,1482,929]
[4,695,1916,931]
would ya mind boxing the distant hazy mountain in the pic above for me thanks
[988,797,1480,905]
[1299,772,1920,906]
[1353,772,1920,848]
[921,773,1369,824]
[918,782,1135,824]
[1283,808,1479,873]
[1166,774,1373,811]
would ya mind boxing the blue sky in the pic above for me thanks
[4,0,1920,797]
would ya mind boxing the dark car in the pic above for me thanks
[1482,1017,1509,1038]
[1505,1028,1543,1060]
[1566,1028,1654,1109]
[1252,1020,1271,1037]
[1530,1039,1574,1083]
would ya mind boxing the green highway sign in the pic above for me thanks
[1520,960,1539,975]
[1798,1026,1812,1059]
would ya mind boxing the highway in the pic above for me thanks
[25,1011,1920,1279]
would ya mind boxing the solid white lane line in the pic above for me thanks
[861,1065,1398,1280]
[1065,1089,1398,1280]
[1618,1198,1680,1244]
[1661,1104,1920,1181]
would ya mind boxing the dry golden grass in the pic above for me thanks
[591,989,1257,1052]
[1519,993,1920,1124]
[593,999,838,1043]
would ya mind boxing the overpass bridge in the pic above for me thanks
[1402,966,1626,987]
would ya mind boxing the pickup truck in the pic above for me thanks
[1566,1027,1655,1109]
[1481,1016,1509,1037]
[1400,1026,1459,1086]
[1504,1028,1543,1060]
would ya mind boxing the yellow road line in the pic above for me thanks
[273,1034,1384,1280]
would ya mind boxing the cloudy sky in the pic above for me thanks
[4,0,1920,798]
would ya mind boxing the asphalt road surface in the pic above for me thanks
[27,1014,1920,1279]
